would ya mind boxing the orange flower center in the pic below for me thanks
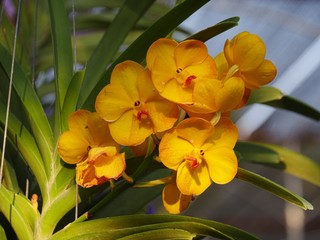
[184,75,197,88]
[185,149,204,169]
[176,68,197,88]
[134,100,149,121]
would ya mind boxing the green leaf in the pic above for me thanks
[248,86,320,120]
[258,144,320,187]
[118,229,195,240]
[52,214,259,240]
[61,69,86,131]
[0,224,6,240]
[36,185,77,239]
[0,187,37,240]
[93,169,170,218]
[0,44,54,175]
[187,17,240,42]
[2,158,20,193]
[77,0,156,108]
[235,141,284,168]
[82,0,210,109]
[48,0,73,106]
[236,168,314,210]
[0,102,48,197]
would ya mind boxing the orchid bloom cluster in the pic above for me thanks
[58,32,277,214]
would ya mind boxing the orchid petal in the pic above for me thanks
[176,118,214,148]
[174,40,208,69]
[109,110,152,146]
[202,117,238,150]
[146,38,177,70]
[96,83,132,122]
[205,148,238,184]
[162,182,192,214]
[242,59,277,89]
[159,129,193,170]
[216,77,245,112]
[176,161,212,196]
[58,131,90,164]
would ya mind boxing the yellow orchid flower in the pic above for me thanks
[159,117,238,196]
[96,60,179,146]
[76,146,125,188]
[162,181,193,214]
[57,110,126,188]
[146,38,244,113]
[223,31,277,89]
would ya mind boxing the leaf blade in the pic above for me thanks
[187,16,240,42]
[248,86,320,120]
[236,168,314,210]
[259,144,320,187]
[52,214,259,240]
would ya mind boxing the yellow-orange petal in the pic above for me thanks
[67,110,91,139]
[176,117,214,148]
[89,147,126,180]
[58,131,90,164]
[176,161,212,196]
[146,100,179,133]
[225,32,266,72]
[216,77,245,112]
[146,38,177,70]
[162,182,192,214]
[108,110,152,146]
[174,40,208,69]
[76,160,108,188]
[110,61,142,100]
[151,56,192,103]
[87,112,119,149]
[190,78,222,113]
[205,147,238,184]
[96,83,133,122]
[183,55,217,79]
[159,129,193,170]
[202,117,238,150]
[242,59,277,89]
[214,51,229,80]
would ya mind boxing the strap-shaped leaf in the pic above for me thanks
[81,0,210,109]
[0,187,37,240]
[0,225,6,240]
[235,141,283,168]
[36,185,77,239]
[48,0,73,106]
[52,214,259,240]
[236,168,314,210]
[258,143,320,187]
[248,86,320,120]
[61,69,86,131]
[187,16,240,42]
[0,44,54,175]
[0,102,48,197]
[77,0,156,108]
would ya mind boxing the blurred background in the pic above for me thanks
[175,0,320,239]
